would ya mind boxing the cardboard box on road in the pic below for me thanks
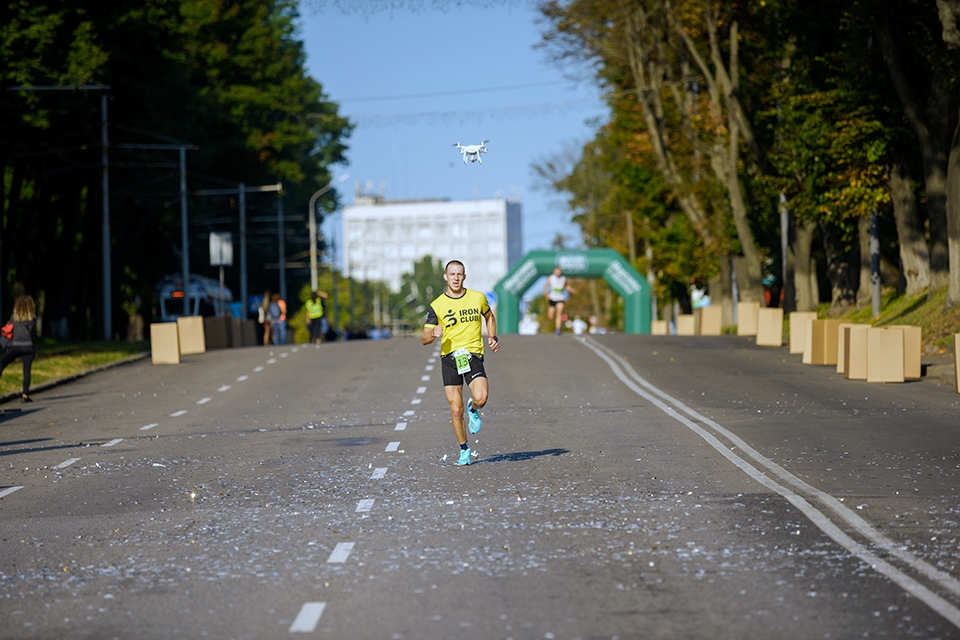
[737,301,760,336]
[843,325,870,380]
[242,320,258,346]
[203,317,229,349]
[806,319,842,366]
[755,308,784,347]
[836,323,859,374]
[651,320,669,335]
[697,306,722,336]
[150,323,180,365]
[887,324,922,380]
[229,318,244,347]
[676,314,696,336]
[176,316,206,355]
[867,327,904,383]
[789,312,817,355]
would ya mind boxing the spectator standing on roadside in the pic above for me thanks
[0,295,38,403]
[259,292,271,345]
[269,293,287,345]
[305,290,329,344]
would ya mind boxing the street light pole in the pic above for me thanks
[308,173,349,291]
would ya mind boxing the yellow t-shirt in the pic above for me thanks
[424,289,490,356]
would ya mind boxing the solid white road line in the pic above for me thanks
[101,438,124,448]
[385,442,400,452]
[356,499,375,513]
[289,602,326,633]
[196,397,211,405]
[170,410,187,417]
[410,398,421,405]
[218,385,231,392]
[54,458,80,470]
[140,423,159,431]
[395,422,407,431]
[237,375,249,382]
[327,542,355,563]
[583,338,960,629]
[371,467,387,479]
[0,486,24,499]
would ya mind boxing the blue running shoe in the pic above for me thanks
[467,398,482,434]
[457,447,472,466]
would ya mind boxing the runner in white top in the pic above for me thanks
[544,266,576,336]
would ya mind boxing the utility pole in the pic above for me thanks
[277,196,287,303]
[195,182,282,319]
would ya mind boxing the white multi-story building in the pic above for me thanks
[341,196,522,295]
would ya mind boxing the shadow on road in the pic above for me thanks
[480,448,569,464]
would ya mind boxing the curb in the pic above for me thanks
[1,351,150,405]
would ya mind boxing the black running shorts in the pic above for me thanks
[441,352,486,386]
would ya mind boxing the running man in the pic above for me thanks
[544,266,576,335]
[421,260,500,466]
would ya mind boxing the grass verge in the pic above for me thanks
[0,340,149,396]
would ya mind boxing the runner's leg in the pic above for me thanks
[443,385,467,445]
[468,375,488,409]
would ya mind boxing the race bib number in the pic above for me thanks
[453,348,471,375]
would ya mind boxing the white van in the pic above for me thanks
[156,274,233,322]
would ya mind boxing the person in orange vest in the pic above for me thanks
[268,293,287,345]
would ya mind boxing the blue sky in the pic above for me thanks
[296,0,608,269]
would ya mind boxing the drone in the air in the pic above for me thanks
[453,140,488,164]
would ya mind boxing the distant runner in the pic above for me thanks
[544,266,576,336]
[421,260,500,466]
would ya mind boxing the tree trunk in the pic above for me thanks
[857,216,873,308]
[888,159,932,295]
[821,222,858,317]
[793,220,818,312]
[946,121,960,308]
[711,256,734,327]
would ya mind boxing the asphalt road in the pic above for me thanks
[1,333,959,639]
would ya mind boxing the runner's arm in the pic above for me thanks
[421,324,441,345]
[484,309,499,352]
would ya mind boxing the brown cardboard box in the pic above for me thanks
[755,308,784,347]
[843,325,869,380]
[737,301,760,336]
[176,316,206,355]
[806,319,842,366]
[866,327,904,383]
[676,314,696,336]
[887,325,922,380]
[836,323,858,374]
[242,320,258,346]
[789,312,817,355]
[229,318,244,347]
[203,317,229,349]
[150,323,180,365]
[651,320,669,335]
[697,306,722,336]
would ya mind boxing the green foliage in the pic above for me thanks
[392,255,446,327]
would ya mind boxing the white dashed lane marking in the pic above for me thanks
[416,386,427,394]
[0,486,24,499]
[253,366,264,372]
[356,499,375,513]
[371,468,387,479]
[170,410,187,417]
[237,375,249,382]
[327,542,355,564]
[410,398,421,405]
[385,442,400,452]
[267,358,278,365]
[280,352,289,358]
[101,438,124,448]
[403,410,415,417]
[421,375,430,381]
[395,422,407,431]
[196,397,211,405]
[289,602,326,633]
[218,385,231,392]
[54,458,80,470]
[140,423,159,431]
[425,365,434,371]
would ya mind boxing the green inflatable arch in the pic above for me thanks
[493,249,651,335]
